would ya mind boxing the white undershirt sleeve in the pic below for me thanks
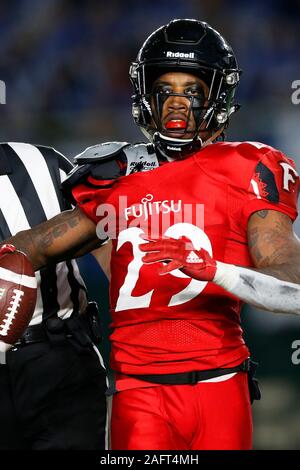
[213,261,300,315]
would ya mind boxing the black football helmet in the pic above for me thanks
[130,19,241,159]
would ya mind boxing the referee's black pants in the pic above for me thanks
[0,332,107,450]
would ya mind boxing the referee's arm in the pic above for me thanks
[3,207,102,271]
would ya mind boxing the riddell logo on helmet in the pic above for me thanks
[166,51,195,59]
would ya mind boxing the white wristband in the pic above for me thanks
[213,261,240,291]
[213,261,300,315]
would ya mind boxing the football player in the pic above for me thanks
[1,19,300,450]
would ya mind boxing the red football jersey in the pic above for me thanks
[72,142,299,375]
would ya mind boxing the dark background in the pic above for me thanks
[1,0,300,449]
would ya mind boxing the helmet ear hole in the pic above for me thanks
[216,112,228,124]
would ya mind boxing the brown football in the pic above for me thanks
[0,247,37,348]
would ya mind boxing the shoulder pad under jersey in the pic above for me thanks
[122,142,159,175]
[63,142,130,195]
[62,141,160,203]
[74,141,130,164]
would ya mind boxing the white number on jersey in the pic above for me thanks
[115,223,212,312]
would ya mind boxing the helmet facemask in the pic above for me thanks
[132,65,239,159]
[130,19,241,159]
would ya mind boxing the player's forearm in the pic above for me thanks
[2,207,99,271]
[3,229,46,271]
[214,262,300,314]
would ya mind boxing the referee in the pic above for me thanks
[0,142,107,450]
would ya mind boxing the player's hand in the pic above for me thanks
[140,238,217,281]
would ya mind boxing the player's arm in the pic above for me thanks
[211,209,300,314]
[59,140,158,280]
[214,209,300,314]
[1,207,103,271]
[140,210,300,315]
[247,209,300,281]
[2,142,141,274]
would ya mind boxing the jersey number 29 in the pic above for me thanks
[115,223,212,312]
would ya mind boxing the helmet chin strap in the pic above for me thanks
[153,132,202,160]
[152,126,224,160]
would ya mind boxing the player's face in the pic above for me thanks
[151,72,210,140]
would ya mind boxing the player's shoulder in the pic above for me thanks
[74,141,158,170]
[203,141,296,175]
[74,141,131,163]
[66,141,158,184]
[212,141,295,164]
[62,141,159,202]
[205,140,276,159]
[197,141,299,191]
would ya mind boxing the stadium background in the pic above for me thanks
[0,0,300,449]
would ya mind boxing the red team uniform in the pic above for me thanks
[70,141,298,449]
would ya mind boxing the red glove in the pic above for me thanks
[140,237,217,281]
[0,244,17,256]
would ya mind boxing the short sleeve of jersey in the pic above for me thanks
[241,148,299,227]
[71,176,117,224]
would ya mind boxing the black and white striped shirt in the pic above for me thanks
[0,142,88,326]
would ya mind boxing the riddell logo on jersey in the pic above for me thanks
[166,51,195,59]
[128,161,157,173]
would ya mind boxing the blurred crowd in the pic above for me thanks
[1,0,300,449]
[0,0,299,156]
